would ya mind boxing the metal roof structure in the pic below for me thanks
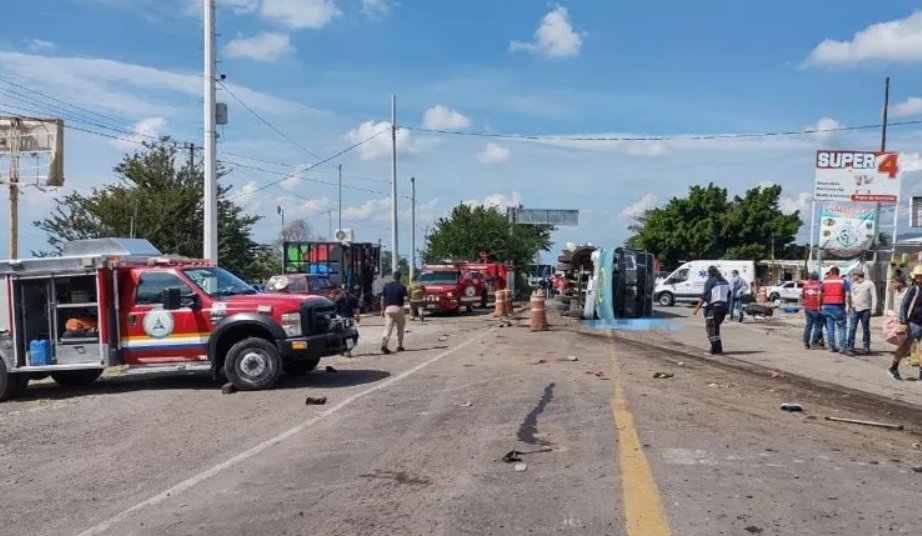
[0,238,166,275]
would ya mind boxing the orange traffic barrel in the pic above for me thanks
[494,290,507,317]
[530,290,548,331]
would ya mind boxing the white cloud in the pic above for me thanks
[805,12,922,66]
[806,117,844,140]
[477,142,511,164]
[422,105,471,130]
[225,32,293,61]
[510,4,584,59]
[113,117,168,151]
[28,39,56,53]
[620,194,658,220]
[892,97,922,118]
[0,51,323,119]
[261,0,341,29]
[342,121,418,160]
[361,0,394,17]
[462,192,522,210]
[779,192,812,216]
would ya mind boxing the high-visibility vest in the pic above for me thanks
[822,276,846,305]
[802,280,822,310]
[409,283,425,301]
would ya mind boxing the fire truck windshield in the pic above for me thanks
[182,267,257,297]
[418,271,460,285]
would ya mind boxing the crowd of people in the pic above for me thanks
[693,264,922,383]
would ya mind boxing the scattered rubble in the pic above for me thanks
[771,370,785,379]
[502,450,523,463]
[744,526,764,534]
[677,361,685,367]
[304,396,328,406]
[781,403,803,412]
[454,401,473,408]
[438,335,449,342]
[564,355,579,362]
[911,466,922,473]
[221,383,237,395]
[594,370,606,378]
[824,416,904,430]
[534,359,549,365]
[653,372,674,379]
[514,463,528,472]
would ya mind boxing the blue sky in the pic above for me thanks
[4,0,922,262]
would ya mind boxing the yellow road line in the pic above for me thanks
[609,333,672,536]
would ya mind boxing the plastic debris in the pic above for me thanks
[304,396,328,406]
[653,372,674,379]
[912,442,921,450]
[912,466,922,473]
[595,370,606,378]
[325,366,338,373]
[565,355,579,362]
[708,383,719,388]
[221,383,237,395]
[781,403,804,412]
[744,526,763,534]
[438,335,449,342]
[502,450,523,463]
[535,359,549,365]
[514,463,528,472]
[677,361,685,367]
[824,416,904,430]
[454,401,473,408]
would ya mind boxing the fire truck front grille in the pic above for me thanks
[300,301,336,335]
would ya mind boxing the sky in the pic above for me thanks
[4,0,922,263]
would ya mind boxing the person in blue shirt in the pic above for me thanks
[693,266,732,355]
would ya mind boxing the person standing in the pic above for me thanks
[380,271,408,354]
[889,265,922,381]
[802,272,824,349]
[822,267,851,353]
[335,285,360,357]
[728,270,750,323]
[408,275,426,322]
[693,266,731,355]
[845,269,877,356]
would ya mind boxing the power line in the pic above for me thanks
[218,149,391,185]
[405,119,922,142]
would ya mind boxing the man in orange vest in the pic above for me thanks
[802,272,824,349]
[822,266,851,353]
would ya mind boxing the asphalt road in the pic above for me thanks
[2,308,921,535]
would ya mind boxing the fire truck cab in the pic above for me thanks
[0,238,359,401]
[417,264,484,314]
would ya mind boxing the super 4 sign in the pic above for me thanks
[814,150,902,204]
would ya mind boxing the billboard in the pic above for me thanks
[819,205,877,257]
[814,150,901,204]
[514,209,579,226]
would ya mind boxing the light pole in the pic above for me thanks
[277,205,285,236]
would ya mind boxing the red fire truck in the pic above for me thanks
[0,238,358,401]
[417,260,513,313]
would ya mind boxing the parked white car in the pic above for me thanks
[765,281,802,302]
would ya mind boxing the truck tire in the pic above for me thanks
[51,369,103,387]
[284,357,321,377]
[657,292,675,307]
[225,337,283,391]
[0,361,29,402]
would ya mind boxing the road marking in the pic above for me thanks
[609,333,673,536]
[75,329,495,536]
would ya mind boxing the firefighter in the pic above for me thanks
[409,275,426,322]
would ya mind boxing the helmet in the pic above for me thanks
[912,265,922,278]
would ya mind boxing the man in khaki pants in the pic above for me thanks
[380,271,408,354]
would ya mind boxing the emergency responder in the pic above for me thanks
[693,266,731,355]
[409,275,426,322]
[802,272,825,349]
[380,271,408,354]
[822,266,850,353]
[335,285,360,357]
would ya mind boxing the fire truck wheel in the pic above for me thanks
[50,369,103,387]
[225,337,283,391]
[0,364,30,402]
[284,357,321,376]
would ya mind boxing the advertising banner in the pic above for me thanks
[814,150,901,204]
[819,205,877,257]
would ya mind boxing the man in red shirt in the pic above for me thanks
[802,272,824,349]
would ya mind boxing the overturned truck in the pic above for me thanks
[552,245,655,320]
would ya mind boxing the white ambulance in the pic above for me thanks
[653,260,755,306]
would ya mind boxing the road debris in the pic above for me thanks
[502,450,523,463]
[781,403,804,412]
[304,396,328,406]
[563,355,579,362]
[595,370,606,378]
[912,441,921,450]
[221,383,237,395]
[771,370,785,379]
[911,466,922,473]
[677,361,685,367]
[824,416,904,430]
[653,372,674,379]
[325,366,338,373]
[438,335,449,342]
[534,359,549,365]
[708,383,719,388]
[454,401,473,408]
[514,463,528,472]
[744,526,764,534]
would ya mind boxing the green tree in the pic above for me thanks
[421,204,554,272]
[34,138,267,280]
[627,183,802,270]
[380,250,410,277]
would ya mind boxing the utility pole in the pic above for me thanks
[7,118,21,259]
[203,0,218,263]
[390,94,399,274]
[188,142,195,172]
[338,164,343,232]
[410,176,416,281]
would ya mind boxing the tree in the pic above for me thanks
[627,183,802,269]
[421,204,554,272]
[272,219,318,256]
[34,138,267,280]
[380,251,410,277]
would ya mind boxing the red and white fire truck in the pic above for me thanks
[0,238,358,401]
[417,259,513,314]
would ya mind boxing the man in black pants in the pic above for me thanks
[693,266,731,355]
